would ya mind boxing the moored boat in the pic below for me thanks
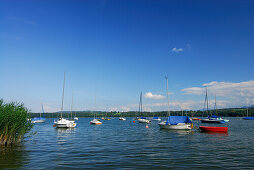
[90,119,102,125]
[199,126,228,133]
[119,117,126,120]
[54,73,76,128]
[138,117,151,123]
[159,116,193,130]
[243,117,254,120]
[152,117,161,121]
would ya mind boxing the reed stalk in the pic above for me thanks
[0,99,33,146]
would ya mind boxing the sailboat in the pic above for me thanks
[31,104,46,123]
[54,73,76,128]
[138,92,151,123]
[90,111,102,125]
[69,93,78,121]
[243,106,254,120]
[90,97,102,125]
[158,76,193,130]
[200,91,228,124]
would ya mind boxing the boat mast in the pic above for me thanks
[205,87,209,116]
[139,92,142,114]
[71,92,73,120]
[41,104,44,118]
[214,94,217,116]
[165,76,170,116]
[60,72,66,119]
[247,106,249,117]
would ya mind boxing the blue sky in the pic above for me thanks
[1,0,254,112]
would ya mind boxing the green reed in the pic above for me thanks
[0,99,33,146]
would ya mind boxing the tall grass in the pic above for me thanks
[0,99,33,146]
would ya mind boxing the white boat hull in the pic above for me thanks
[159,121,192,130]
[31,119,46,123]
[90,119,102,125]
[54,118,76,128]
[119,117,126,120]
[138,119,151,123]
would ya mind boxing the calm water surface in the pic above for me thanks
[1,117,254,169]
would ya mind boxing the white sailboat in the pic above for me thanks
[200,91,228,124]
[138,92,151,123]
[90,97,102,125]
[31,104,46,123]
[159,76,193,130]
[54,73,76,128]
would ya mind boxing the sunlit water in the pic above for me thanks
[1,117,254,169]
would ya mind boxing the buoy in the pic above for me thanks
[133,120,135,123]
[146,125,149,128]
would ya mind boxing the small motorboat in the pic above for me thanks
[74,117,78,120]
[199,126,228,133]
[138,117,151,123]
[152,117,161,121]
[200,115,228,124]
[119,117,126,120]
[90,119,102,125]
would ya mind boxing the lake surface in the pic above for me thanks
[1,117,254,169]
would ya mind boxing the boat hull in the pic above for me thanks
[31,119,46,123]
[138,119,151,123]
[119,117,126,120]
[159,121,192,130]
[90,119,102,125]
[199,126,228,133]
[200,119,225,124]
[54,118,76,128]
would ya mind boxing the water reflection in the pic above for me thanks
[160,129,195,135]
[200,131,229,136]
[0,145,27,169]
[55,127,76,134]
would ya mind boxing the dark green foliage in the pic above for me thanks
[0,99,33,146]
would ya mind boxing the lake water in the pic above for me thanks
[1,117,254,169]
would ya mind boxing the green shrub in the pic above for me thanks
[0,99,33,146]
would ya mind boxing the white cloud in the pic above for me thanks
[182,80,254,107]
[144,92,165,100]
[172,47,183,53]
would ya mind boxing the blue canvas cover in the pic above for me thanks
[209,115,218,118]
[153,117,159,119]
[140,117,147,119]
[166,116,192,125]
[243,117,254,120]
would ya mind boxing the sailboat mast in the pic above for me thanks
[206,87,209,116]
[140,92,142,113]
[41,104,44,118]
[165,76,170,116]
[215,94,217,116]
[60,72,66,119]
[71,92,73,120]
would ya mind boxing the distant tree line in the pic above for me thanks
[30,107,254,118]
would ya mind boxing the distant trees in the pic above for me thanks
[29,107,253,118]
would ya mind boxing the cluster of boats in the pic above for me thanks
[31,74,252,133]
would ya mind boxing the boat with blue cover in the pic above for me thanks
[243,107,254,120]
[159,116,193,130]
[158,76,193,130]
